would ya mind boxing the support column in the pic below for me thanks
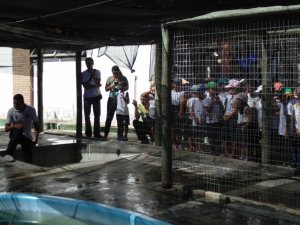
[76,51,82,138]
[261,41,271,164]
[161,24,172,188]
[37,49,44,133]
[155,43,162,146]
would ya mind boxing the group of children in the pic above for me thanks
[116,72,299,166]
[171,77,299,166]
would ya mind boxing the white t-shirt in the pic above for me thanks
[278,102,288,136]
[247,94,260,108]
[287,100,295,136]
[237,106,249,124]
[149,100,155,119]
[218,92,228,109]
[82,69,101,98]
[171,90,184,106]
[189,97,206,126]
[224,94,236,116]
[203,96,221,123]
[116,91,129,115]
[6,105,38,140]
[187,97,194,120]
[294,102,300,131]
[256,99,262,130]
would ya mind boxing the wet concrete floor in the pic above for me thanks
[0,132,300,225]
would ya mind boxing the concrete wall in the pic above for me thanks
[15,143,84,167]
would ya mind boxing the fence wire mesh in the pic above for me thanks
[169,18,300,209]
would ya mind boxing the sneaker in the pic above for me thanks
[3,155,15,162]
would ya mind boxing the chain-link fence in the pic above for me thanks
[167,17,300,209]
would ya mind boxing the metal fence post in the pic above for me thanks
[161,24,172,188]
[76,51,82,138]
[155,43,162,146]
[37,49,44,133]
[261,40,271,164]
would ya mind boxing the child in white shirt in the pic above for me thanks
[116,79,130,141]
[187,84,206,152]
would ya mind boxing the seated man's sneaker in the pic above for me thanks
[3,155,16,162]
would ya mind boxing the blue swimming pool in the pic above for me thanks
[0,193,171,225]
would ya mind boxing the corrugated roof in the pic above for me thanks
[0,0,299,49]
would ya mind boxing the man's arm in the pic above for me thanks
[82,70,99,89]
[82,82,96,89]
[105,80,116,92]
[94,70,101,87]
[5,123,23,132]
[123,92,129,104]
[32,122,40,145]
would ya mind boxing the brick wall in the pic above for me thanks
[12,48,33,105]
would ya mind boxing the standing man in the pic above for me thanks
[82,57,102,138]
[2,94,39,163]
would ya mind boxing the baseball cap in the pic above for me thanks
[284,87,293,96]
[254,85,263,93]
[224,79,240,88]
[191,84,206,93]
[239,79,247,85]
[217,78,229,86]
[172,76,189,85]
[274,82,283,92]
[191,85,199,92]
[172,76,181,84]
[206,81,217,89]
[198,83,206,93]
[181,78,189,85]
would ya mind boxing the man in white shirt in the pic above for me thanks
[82,57,102,138]
[2,94,39,163]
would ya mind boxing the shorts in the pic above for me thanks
[189,125,205,143]
[171,105,180,123]
[116,114,130,126]
[223,119,237,142]
[206,123,222,141]
[236,124,246,147]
